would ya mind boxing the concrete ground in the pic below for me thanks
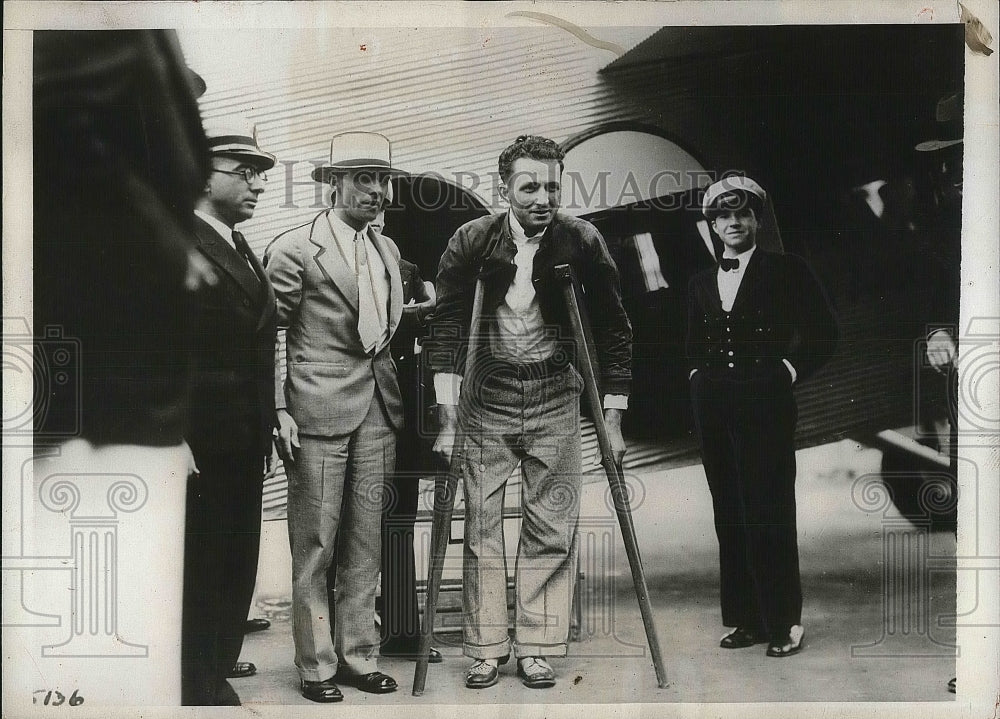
[235,440,957,706]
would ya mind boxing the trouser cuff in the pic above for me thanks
[463,638,511,660]
[514,641,568,658]
[296,663,338,683]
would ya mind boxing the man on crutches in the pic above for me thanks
[427,135,633,690]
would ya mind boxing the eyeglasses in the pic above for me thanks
[211,167,268,184]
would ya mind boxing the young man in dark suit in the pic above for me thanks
[686,176,838,659]
[182,124,278,706]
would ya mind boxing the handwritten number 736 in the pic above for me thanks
[32,689,84,706]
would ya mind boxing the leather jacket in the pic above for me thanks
[426,211,632,396]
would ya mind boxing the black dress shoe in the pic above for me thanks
[766,625,805,657]
[333,670,398,694]
[300,678,343,703]
[226,661,257,679]
[381,644,444,663]
[720,626,761,649]
[244,618,270,633]
[947,677,956,694]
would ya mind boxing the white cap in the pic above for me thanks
[702,176,767,217]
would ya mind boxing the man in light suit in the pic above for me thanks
[182,124,277,705]
[324,207,442,664]
[265,132,405,703]
[686,176,837,659]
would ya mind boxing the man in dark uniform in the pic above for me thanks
[686,176,838,658]
[182,124,278,705]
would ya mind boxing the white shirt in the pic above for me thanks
[491,211,556,363]
[325,212,389,310]
[717,243,756,313]
[326,211,391,351]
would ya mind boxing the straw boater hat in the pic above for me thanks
[701,176,767,218]
[203,119,276,170]
[312,131,408,182]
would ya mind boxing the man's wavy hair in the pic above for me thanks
[498,135,565,183]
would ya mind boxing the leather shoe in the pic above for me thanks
[300,678,343,703]
[465,659,500,689]
[244,618,270,633]
[517,657,556,689]
[333,670,398,694]
[381,644,443,663]
[766,625,805,657]
[226,661,256,679]
[719,626,761,649]
[947,677,956,694]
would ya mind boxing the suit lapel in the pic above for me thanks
[369,227,403,337]
[309,211,359,313]
[730,248,764,314]
[243,242,277,332]
[193,216,261,302]
[699,267,723,314]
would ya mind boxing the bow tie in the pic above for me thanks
[720,257,740,272]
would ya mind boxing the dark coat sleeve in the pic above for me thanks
[577,222,633,396]
[685,273,708,374]
[784,254,839,382]
[426,224,479,376]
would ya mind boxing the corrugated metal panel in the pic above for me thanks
[181,27,944,520]
[183,27,664,521]
[182,27,649,260]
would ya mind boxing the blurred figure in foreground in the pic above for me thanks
[32,30,210,705]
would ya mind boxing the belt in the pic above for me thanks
[486,352,572,380]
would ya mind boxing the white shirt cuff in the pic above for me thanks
[782,359,797,383]
[688,369,699,379]
[434,373,463,406]
[603,394,629,411]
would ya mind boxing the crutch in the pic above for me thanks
[412,278,485,696]
[554,263,668,688]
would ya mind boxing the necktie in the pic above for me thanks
[355,231,384,353]
[720,257,740,272]
[232,230,261,281]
